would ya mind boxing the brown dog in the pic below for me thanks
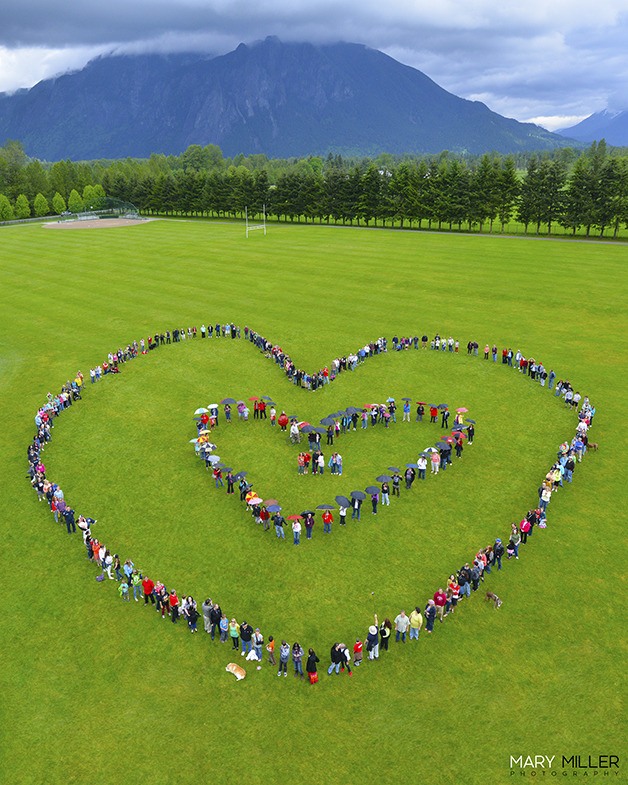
[226,662,246,680]
[588,442,599,451]
[485,591,502,609]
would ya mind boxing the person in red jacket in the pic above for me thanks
[322,510,333,534]
[169,590,179,623]
[278,412,289,431]
[433,588,447,622]
[429,406,438,423]
[142,576,155,605]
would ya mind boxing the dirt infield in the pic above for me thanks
[44,218,157,230]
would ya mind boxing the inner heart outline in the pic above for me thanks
[28,325,594,673]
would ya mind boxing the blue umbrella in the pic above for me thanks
[466,418,476,424]
[365,486,380,494]
[335,495,351,507]
[267,504,282,513]
[220,397,236,404]
[405,463,419,468]
[388,466,401,473]
[351,490,366,500]
[376,475,392,482]
[316,504,335,510]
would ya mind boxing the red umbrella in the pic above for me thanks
[452,431,467,439]
[444,436,455,443]
[287,514,303,521]
[416,401,427,405]
[249,396,259,401]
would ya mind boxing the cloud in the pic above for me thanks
[0,0,627,121]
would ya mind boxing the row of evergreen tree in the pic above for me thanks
[1,139,626,236]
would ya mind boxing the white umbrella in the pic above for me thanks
[194,407,209,415]
[207,455,220,464]
[189,438,199,443]
[207,403,219,409]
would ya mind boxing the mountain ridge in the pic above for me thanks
[0,37,575,160]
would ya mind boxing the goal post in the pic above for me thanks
[245,205,267,238]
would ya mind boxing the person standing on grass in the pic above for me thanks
[367,617,380,660]
[353,639,363,667]
[322,509,333,534]
[142,575,155,606]
[394,611,410,642]
[266,636,276,666]
[168,590,179,623]
[253,628,264,662]
[392,473,401,496]
[409,607,423,640]
[292,642,305,679]
[493,538,505,570]
[292,518,301,545]
[219,614,229,642]
[433,588,447,622]
[202,598,212,633]
[274,513,286,539]
[431,452,440,474]
[424,600,437,633]
[379,618,392,652]
[240,621,253,657]
[306,649,320,682]
[229,618,240,650]
[381,482,390,506]
[328,643,343,675]
[278,641,290,677]
[417,455,427,480]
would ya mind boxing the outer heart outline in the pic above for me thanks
[28,326,594,676]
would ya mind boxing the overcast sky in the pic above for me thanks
[1,0,627,130]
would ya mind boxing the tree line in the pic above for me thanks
[1,139,627,237]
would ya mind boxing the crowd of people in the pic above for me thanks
[28,322,596,684]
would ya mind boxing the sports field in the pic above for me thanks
[1,219,626,785]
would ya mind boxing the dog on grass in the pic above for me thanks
[588,442,599,451]
[226,662,246,681]
[485,591,502,609]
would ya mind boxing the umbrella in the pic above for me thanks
[264,499,279,506]
[466,418,476,424]
[386,397,395,403]
[192,416,202,421]
[346,406,361,415]
[443,436,455,444]
[267,505,282,513]
[236,400,245,406]
[332,411,345,417]
[320,417,335,426]
[247,496,263,505]
[298,421,311,428]
[425,447,438,453]
[287,514,303,521]
[456,407,469,413]
[208,403,219,409]
[419,452,430,458]
[220,397,236,404]
[401,397,412,401]
[301,510,315,517]
[435,442,449,450]
[198,428,210,434]
[189,438,199,443]
[365,486,380,494]
[261,395,273,401]
[388,466,401,473]
[314,427,327,434]
[234,471,248,479]
[335,495,351,507]
[249,396,259,401]
[376,475,392,482]
[351,490,366,500]
[405,463,419,469]
[288,415,298,420]
[221,467,233,472]
[316,504,335,510]
[194,407,208,415]
[438,404,448,410]
[207,455,221,464]
[417,401,427,405]
[301,424,315,433]
[266,401,276,406]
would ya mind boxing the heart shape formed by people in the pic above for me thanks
[29,327,589,667]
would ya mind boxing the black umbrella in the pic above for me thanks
[261,395,272,401]
[466,418,476,424]
[438,403,449,410]
[401,397,412,401]
[301,424,316,433]
[234,471,248,479]
[220,397,237,404]
[314,427,327,434]
[365,486,380,494]
[388,466,401,473]
[351,490,366,500]
[376,475,392,482]
[435,442,449,450]
[346,406,361,415]
[316,504,335,510]
[335,495,351,507]
[301,510,316,517]
[405,463,419,469]
[320,417,335,426]
[221,467,233,473]
[333,411,346,417]
[419,452,429,458]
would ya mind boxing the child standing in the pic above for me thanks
[353,639,363,667]
[266,635,276,665]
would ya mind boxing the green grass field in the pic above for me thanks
[1,219,626,785]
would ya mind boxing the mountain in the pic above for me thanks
[558,109,628,147]
[0,37,574,160]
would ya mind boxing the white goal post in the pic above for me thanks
[245,205,267,238]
